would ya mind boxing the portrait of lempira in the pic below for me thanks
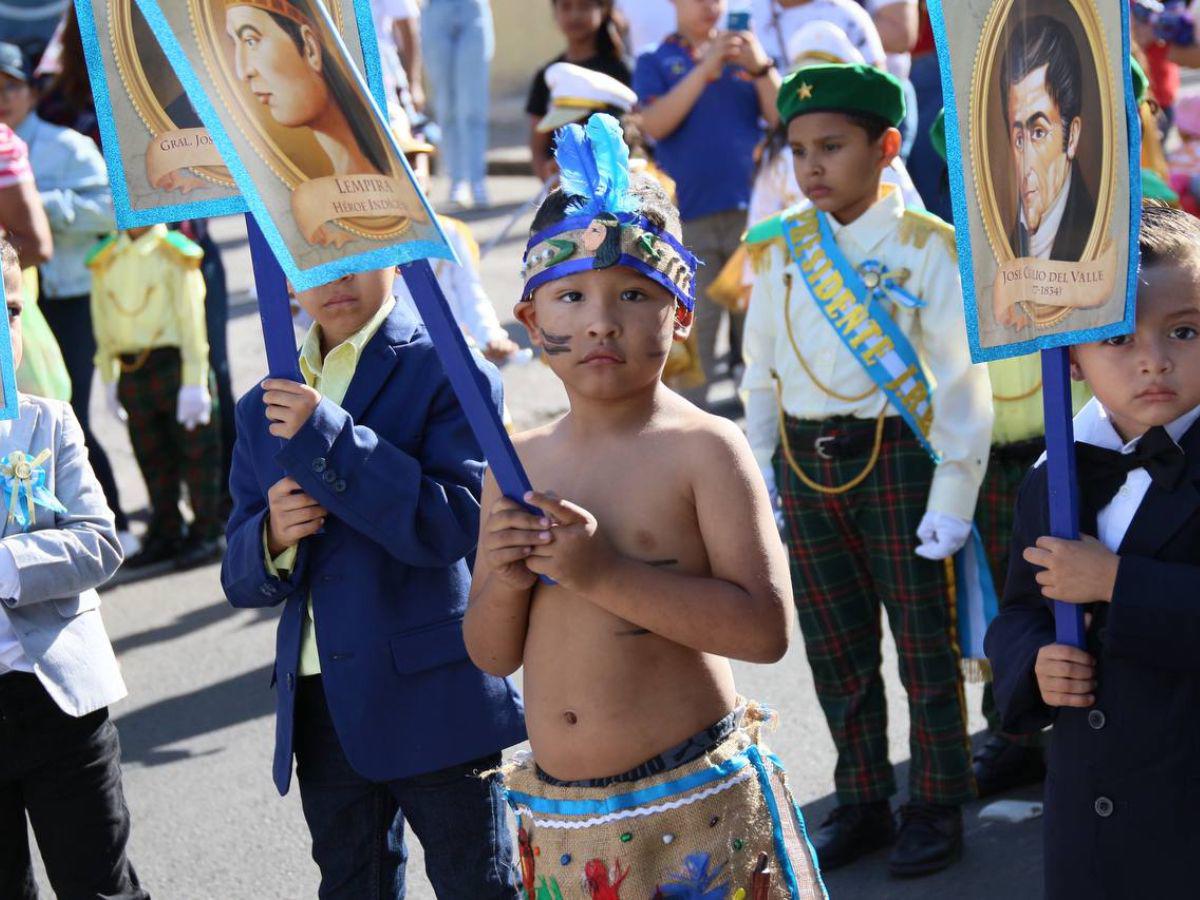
[191,0,430,247]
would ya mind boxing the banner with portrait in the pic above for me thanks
[136,0,453,288]
[76,0,390,231]
[928,0,1141,362]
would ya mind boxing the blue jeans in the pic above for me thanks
[422,0,494,186]
[293,676,517,899]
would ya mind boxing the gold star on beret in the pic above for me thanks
[777,63,906,128]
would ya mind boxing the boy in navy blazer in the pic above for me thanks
[222,265,525,898]
[986,203,1200,899]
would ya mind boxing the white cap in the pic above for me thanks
[537,62,638,134]
[786,21,867,71]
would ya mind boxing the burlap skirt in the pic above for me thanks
[501,705,827,899]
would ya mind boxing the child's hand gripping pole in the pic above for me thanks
[400,260,555,585]
[1042,347,1087,649]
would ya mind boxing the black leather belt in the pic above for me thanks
[785,416,905,460]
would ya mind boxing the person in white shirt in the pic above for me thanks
[752,0,885,69]
[986,202,1200,900]
[613,0,677,55]
[371,0,426,111]
[864,0,917,79]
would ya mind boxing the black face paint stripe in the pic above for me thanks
[539,327,572,356]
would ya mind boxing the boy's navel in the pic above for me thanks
[562,710,578,725]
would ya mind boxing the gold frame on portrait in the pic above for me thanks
[188,0,413,241]
[969,0,1117,327]
[110,0,234,187]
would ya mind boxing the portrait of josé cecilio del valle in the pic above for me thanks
[947,0,1132,349]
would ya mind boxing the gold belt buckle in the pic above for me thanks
[814,435,836,460]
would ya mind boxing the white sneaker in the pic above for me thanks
[448,181,472,210]
[117,529,142,559]
[471,181,491,210]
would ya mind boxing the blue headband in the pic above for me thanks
[520,114,698,317]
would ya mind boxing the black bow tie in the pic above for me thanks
[1075,425,1188,522]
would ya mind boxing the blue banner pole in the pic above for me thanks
[1041,346,1086,648]
[400,259,536,509]
[245,213,303,383]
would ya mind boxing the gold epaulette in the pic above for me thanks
[741,211,787,275]
[899,209,957,259]
[159,230,204,270]
[84,234,120,271]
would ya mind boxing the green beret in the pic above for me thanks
[930,108,946,164]
[1131,57,1149,105]
[777,63,906,129]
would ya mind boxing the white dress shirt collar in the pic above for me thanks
[1079,397,1200,454]
[825,183,904,255]
[1020,173,1072,260]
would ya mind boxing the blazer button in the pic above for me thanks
[1088,709,1107,730]
[322,470,338,484]
[287,673,295,691]
[333,479,347,493]
[1094,796,1114,818]
[259,584,273,597]
[312,457,327,474]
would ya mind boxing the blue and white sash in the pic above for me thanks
[781,205,998,668]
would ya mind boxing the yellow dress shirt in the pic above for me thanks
[88,225,209,386]
[266,297,395,676]
[988,354,1092,446]
[741,185,994,521]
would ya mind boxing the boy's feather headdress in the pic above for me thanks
[521,114,698,325]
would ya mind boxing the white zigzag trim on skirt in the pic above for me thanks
[518,766,757,830]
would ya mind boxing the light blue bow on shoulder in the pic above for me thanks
[857,260,925,310]
[0,450,67,531]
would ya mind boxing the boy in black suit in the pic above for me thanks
[986,203,1200,899]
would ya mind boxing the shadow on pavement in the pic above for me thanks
[801,748,1045,899]
[115,662,276,768]
[112,601,277,656]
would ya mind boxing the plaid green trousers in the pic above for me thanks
[118,347,223,542]
[777,415,974,806]
[976,440,1046,746]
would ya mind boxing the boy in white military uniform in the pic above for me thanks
[740,63,992,877]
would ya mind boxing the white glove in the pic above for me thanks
[915,511,972,561]
[176,384,212,431]
[761,466,786,534]
[105,382,128,423]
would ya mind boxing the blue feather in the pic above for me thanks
[585,114,639,215]
[553,113,640,218]
[554,123,603,216]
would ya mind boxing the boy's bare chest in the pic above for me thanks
[530,457,702,567]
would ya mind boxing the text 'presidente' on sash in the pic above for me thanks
[783,207,938,457]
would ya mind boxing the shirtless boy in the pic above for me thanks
[465,114,825,899]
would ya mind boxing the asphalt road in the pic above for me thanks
[32,174,1043,899]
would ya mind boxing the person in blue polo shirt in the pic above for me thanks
[634,0,780,408]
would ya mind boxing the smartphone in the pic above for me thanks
[727,10,751,31]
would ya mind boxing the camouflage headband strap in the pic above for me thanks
[521,213,698,315]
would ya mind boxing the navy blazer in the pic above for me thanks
[221,303,526,795]
[986,419,1200,899]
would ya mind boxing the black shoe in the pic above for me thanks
[174,537,225,571]
[810,801,895,871]
[888,802,963,878]
[973,733,1046,798]
[125,535,182,570]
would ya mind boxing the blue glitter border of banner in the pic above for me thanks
[132,0,455,291]
[73,0,248,228]
[927,0,1142,364]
